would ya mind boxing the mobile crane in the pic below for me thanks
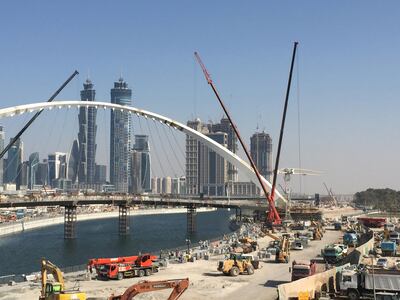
[40,259,86,300]
[194,42,298,225]
[108,278,189,300]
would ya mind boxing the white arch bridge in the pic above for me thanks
[0,100,290,238]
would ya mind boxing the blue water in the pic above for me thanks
[0,209,233,276]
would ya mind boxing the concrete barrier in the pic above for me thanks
[278,231,375,299]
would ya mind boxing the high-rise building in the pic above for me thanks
[210,118,238,182]
[201,132,228,196]
[28,152,39,189]
[78,79,97,184]
[185,119,209,195]
[48,152,67,187]
[110,77,132,193]
[0,126,4,186]
[95,164,107,184]
[130,135,151,194]
[250,131,273,182]
[68,139,79,183]
[18,161,29,189]
[5,138,23,186]
[162,176,172,194]
[36,160,48,186]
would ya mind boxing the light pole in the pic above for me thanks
[370,255,376,300]
[185,238,191,254]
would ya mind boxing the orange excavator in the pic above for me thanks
[108,278,189,300]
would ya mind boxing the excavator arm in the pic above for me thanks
[109,278,189,300]
[41,259,65,298]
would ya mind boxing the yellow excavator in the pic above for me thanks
[39,259,86,300]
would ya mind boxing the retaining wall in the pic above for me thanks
[278,231,375,299]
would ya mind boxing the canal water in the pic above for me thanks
[0,209,234,276]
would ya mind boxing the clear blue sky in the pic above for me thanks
[1,1,400,194]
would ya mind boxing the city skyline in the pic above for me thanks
[1,1,400,194]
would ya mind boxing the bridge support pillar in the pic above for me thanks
[64,205,77,239]
[235,207,242,222]
[119,205,130,235]
[187,204,197,236]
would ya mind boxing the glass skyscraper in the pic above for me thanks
[110,77,132,192]
[131,135,151,193]
[78,79,97,184]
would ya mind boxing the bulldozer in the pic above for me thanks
[39,259,86,300]
[218,253,255,276]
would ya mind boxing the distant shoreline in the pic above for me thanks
[0,207,216,237]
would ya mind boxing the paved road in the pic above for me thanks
[223,228,342,300]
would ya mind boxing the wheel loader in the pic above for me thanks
[217,253,254,276]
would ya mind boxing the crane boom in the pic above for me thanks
[109,278,189,300]
[194,51,280,223]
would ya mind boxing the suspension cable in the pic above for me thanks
[152,119,177,177]
[161,124,185,176]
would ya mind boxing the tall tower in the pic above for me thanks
[131,135,151,193]
[110,77,132,193]
[5,138,23,186]
[201,132,228,196]
[250,131,273,182]
[211,117,238,182]
[28,152,39,189]
[185,119,209,195]
[0,126,4,186]
[78,79,97,184]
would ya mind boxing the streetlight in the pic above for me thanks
[370,255,376,300]
[185,238,191,254]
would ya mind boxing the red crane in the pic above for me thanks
[194,52,280,224]
[194,42,298,225]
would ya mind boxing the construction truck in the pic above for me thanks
[290,260,317,281]
[218,253,255,276]
[381,241,397,256]
[343,232,359,247]
[39,259,86,300]
[322,244,348,264]
[338,267,400,300]
[97,254,159,280]
[109,278,189,300]
[87,255,138,274]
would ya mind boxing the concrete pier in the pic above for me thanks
[64,205,77,239]
[118,205,130,235]
[187,204,197,235]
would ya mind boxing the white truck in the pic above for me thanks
[339,267,400,300]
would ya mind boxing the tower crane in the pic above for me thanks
[323,182,338,206]
[278,168,322,219]
[194,42,298,225]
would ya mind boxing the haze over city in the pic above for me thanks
[1,1,400,194]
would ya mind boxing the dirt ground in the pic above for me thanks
[0,206,358,300]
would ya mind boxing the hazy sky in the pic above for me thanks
[1,1,400,195]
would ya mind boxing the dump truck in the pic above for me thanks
[381,241,397,256]
[40,259,86,300]
[339,267,400,300]
[218,253,254,276]
[322,244,347,264]
[290,260,316,281]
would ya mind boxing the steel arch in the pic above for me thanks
[0,101,286,203]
